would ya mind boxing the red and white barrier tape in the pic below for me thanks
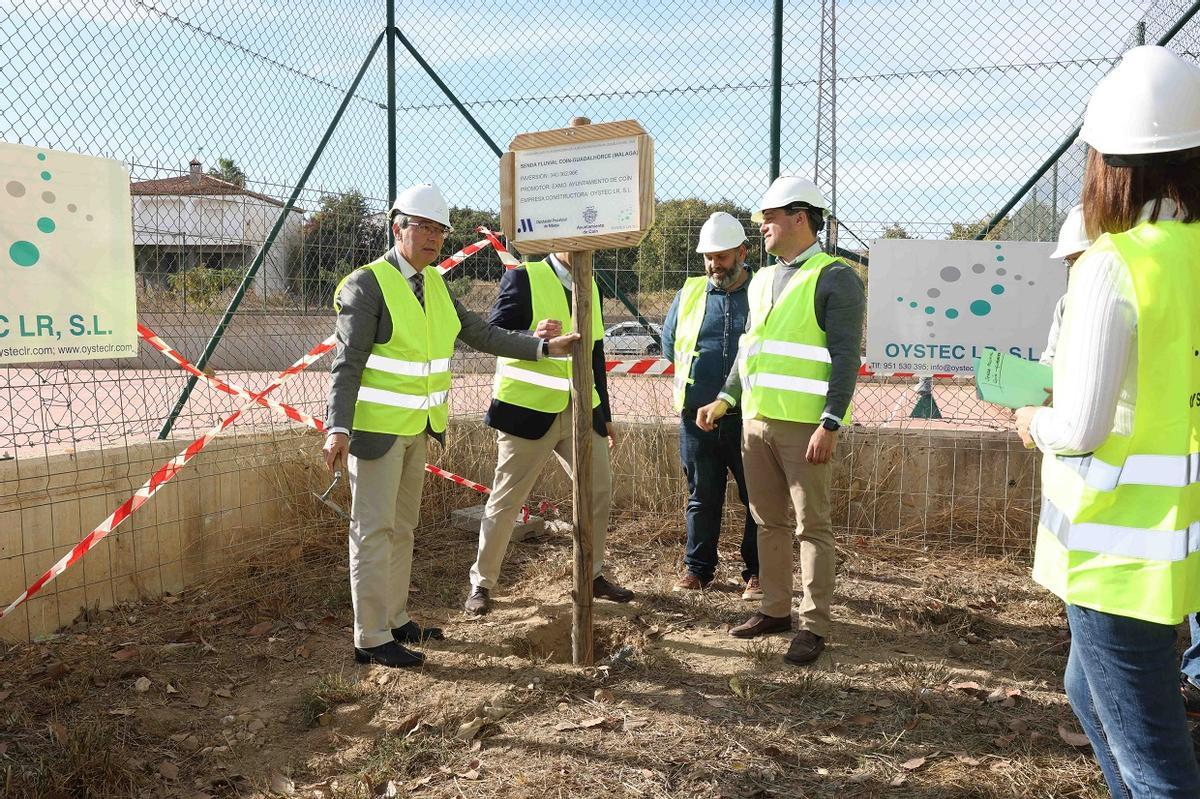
[476,226,522,268]
[0,335,336,621]
[137,324,327,432]
[605,358,673,376]
[436,238,492,276]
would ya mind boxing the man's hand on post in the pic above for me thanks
[323,432,349,473]
[606,422,617,449]
[546,332,581,356]
[806,426,837,465]
[534,318,563,339]
[696,399,729,432]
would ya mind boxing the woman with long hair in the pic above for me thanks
[1015,45,1200,797]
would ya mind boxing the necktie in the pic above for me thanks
[410,271,424,307]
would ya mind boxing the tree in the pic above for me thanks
[1005,198,1061,242]
[881,223,912,239]
[289,191,385,304]
[633,198,761,294]
[948,215,1008,240]
[207,157,246,188]
[444,207,504,282]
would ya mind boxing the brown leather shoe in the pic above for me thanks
[730,612,791,639]
[672,573,711,592]
[593,575,634,603]
[783,630,826,665]
[464,586,490,616]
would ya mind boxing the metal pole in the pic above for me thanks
[158,30,388,438]
[974,0,1200,241]
[387,0,398,246]
[394,27,503,157]
[769,0,783,181]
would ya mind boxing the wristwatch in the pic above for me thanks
[821,418,841,431]
[541,339,550,357]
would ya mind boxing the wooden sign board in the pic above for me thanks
[500,120,655,255]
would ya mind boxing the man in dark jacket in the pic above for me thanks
[463,251,634,615]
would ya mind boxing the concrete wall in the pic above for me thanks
[0,419,1039,643]
[0,429,320,642]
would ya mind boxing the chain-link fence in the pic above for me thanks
[3,0,1197,640]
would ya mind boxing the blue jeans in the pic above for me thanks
[1180,614,1200,690]
[679,412,758,582]
[1064,604,1200,798]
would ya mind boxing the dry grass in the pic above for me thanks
[0,510,1113,799]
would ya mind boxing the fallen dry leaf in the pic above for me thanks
[158,760,179,780]
[456,717,486,741]
[579,717,606,728]
[188,687,212,708]
[554,721,579,731]
[986,687,1021,704]
[49,722,68,745]
[949,680,983,692]
[899,756,927,771]
[593,688,614,703]
[955,754,984,766]
[889,773,908,787]
[247,621,273,637]
[214,686,233,698]
[1057,723,1092,748]
[623,719,648,730]
[133,676,152,693]
[268,770,295,795]
[455,759,482,780]
[112,646,139,661]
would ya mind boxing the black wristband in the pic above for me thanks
[821,418,840,431]
[541,339,550,357]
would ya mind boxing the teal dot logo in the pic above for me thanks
[970,299,992,316]
[924,306,935,314]
[946,308,959,319]
[10,241,39,267]
[991,284,1004,295]
[996,255,1005,262]
[909,301,917,308]
[37,152,47,161]
[896,296,903,302]
[40,171,51,181]
[37,217,55,233]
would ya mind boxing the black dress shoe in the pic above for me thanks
[353,640,424,668]
[593,575,634,603]
[464,586,490,616]
[783,630,826,665]
[392,620,444,643]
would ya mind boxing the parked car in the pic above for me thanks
[603,321,663,356]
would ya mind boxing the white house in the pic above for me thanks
[130,159,304,298]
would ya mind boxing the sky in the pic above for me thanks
[2,0,1191,241]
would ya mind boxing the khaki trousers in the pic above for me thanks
[347,433,427,648]
[742,418,835,637]
[470,406,611,589]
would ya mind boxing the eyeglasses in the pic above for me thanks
[406,220,449,236]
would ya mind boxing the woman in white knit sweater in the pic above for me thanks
[1015,46,1200,798]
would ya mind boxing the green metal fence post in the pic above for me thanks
[387,0,398,244]
[157,30,388,439]
[770,0,783,182]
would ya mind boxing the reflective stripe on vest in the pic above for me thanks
[492,260,602,413]
[333,258,460,436]
[1040,496,1200,563]
[671,276,709,411]
[1032,220,1200,625]
[739,252,849,424]
[1051,451,1200,490]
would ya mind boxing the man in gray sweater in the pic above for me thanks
[322,183,577,668]
[697,176,864,667]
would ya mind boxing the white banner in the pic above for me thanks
[513,135,640,240]
[865,239,1066,375]
[0,142,136,364]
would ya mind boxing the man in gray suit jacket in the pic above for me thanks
[322,183,578,668]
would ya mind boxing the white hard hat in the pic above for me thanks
[1079,45,1200,158]
[695,212,748,253]
[390,183,453,230]
[751,175,829,223]
[1050,205,1091,259]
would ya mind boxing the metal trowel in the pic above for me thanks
[313,468,351,521]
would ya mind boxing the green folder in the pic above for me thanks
[972,349,1052,409]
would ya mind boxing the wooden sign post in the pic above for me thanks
[500,118,654,666]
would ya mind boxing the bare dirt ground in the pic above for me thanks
[0,516,1108,799]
